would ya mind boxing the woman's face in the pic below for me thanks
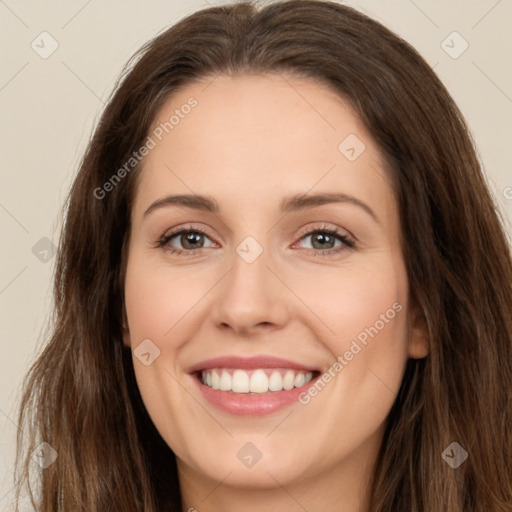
[123,73,428,494]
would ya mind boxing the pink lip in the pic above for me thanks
[188,355,320,416]
[187,355,319,373]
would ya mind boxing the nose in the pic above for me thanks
[210,243,291,337]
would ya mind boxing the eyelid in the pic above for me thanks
[160,222,354,242]
[161,223,214,240]
[294,222,355,243]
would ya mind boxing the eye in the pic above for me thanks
[294,225,355,256]
[157,226,216,255]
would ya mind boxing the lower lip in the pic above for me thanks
[192,373,319,416]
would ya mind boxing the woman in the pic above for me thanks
[15,1,512,510]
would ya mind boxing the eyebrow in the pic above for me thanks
[143,192,379,224]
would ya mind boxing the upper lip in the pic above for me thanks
[187,355,319,373]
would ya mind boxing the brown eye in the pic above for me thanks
[158,228,216,255]
[178,231,206,250]
[308,231,338,250]
[295,227,355,256]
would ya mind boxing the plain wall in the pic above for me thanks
[1,0,511,508]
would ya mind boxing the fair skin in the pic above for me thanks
[122,73,429,512]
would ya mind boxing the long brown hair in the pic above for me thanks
[15,1,512,510]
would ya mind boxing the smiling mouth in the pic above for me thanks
[197,368,319,394]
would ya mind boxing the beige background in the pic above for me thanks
[1,0,511,508]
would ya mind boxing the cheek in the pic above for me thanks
[293,257,408,348]
[294,255,410,394]
[287,258,410,466]
[124,253,205,345]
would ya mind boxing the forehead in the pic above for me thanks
[132,73,393,222]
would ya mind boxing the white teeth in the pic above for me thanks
[283,370,295,390]
[249,369,269,393]
[200,368,314,394]
[268,371,283,391]
[232,369,250,393]
[219,371,231,391]
[294,372,305,388]
[211,370,220,390]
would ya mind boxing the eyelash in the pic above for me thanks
[156,224,356,257]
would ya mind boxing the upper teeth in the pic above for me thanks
[200,368,314,393]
